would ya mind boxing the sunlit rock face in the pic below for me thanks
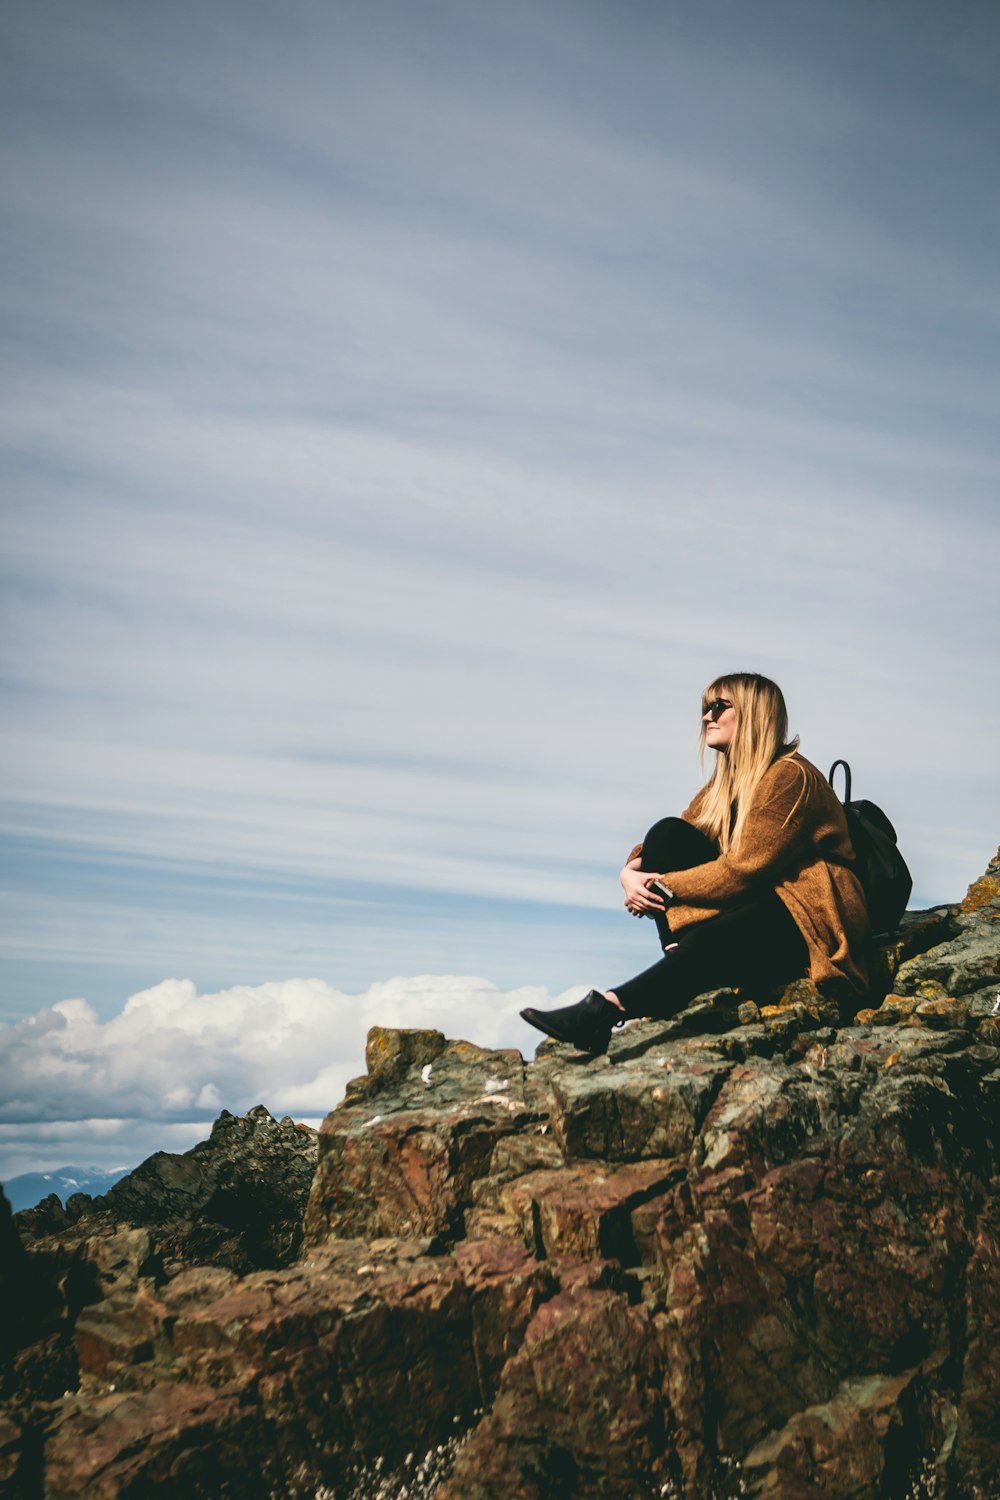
[4,848,999,1498]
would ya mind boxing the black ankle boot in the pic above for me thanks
[519,990,624,1055]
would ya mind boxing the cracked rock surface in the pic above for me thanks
[3,849,999,1498]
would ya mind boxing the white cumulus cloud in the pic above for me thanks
[0,973,578,1180]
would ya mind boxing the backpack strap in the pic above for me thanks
[828,759,852,804]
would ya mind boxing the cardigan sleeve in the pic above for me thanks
[663,758,813,905]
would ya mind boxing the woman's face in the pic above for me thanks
[703,693,737,752]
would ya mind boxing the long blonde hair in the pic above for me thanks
[692,672,800,853]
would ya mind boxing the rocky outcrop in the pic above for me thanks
[3,851,999,1498]
[16,1106,318,1278]
[2,1106,318,1495]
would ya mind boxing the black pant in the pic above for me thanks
[612,817,808,1020]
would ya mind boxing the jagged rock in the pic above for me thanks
[1,1189,31,1373]
[978,1014,1000,1045]
[17,1105,318,1281]
[495,1158,682,1262]
[894,928,1000,1000]
[5,1107,318,1492]
[891,855,1000,1006]
[303,1040,540,1245]
[45,1237,557,1498]
[40,1379,284,1499]
[358,1025,447,1091]
[961,845,1000,913]
[740,1367,941,1498]
[436,1278,672,1500]
[914,995,972,1028]
[4,854,1000,1498]
[0,1187,102,1495]
[874,906,962,986]
[540,1049,732,1163]
[955,1178,1000,1490]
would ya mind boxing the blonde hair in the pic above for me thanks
[692,672,800,853]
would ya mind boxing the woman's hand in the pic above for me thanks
[620,864,669,917]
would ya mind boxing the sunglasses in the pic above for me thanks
[704,698,734,721]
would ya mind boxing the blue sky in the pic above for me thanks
[2,0,998,1177]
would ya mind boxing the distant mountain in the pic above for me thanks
[3,1164,133,1213]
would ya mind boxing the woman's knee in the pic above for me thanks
[642,817,716,871]
[643,816,688,846]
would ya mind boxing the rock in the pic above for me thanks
[954,1178,1000,1490]
[870,994,918,1024]
[497,1158,683,1261]
[540,1049,732,1162]
[437,1280,672,1500]
[1,1188,29,1370]
[5,850,1000,1498]
[303,1039,539,1246]
[45,1236,558,1498]
[100,1105,318,1272]
[40,1380,284,1500]
[978,1014,1000,1045]
[6,1106,318,1488]
[893,882,1000,1001]
[1,1184,98,1412]
[961,845,1000,913]
[765,977,844,1027]
[879,906,961,976]
[0,1186,101,1492]
[740,1368,938,1498]
[18,1105,318,1280]
[0,1411,24,1491]
[895,929,999,999]
[914,996,971,1029]
[464,1131,565,1241]
[363,1024,446,1087]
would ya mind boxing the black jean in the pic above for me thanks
[612,817,808,1020]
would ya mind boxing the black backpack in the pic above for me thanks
[828,760,913,938]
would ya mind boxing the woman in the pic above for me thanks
[521,672,870,1055]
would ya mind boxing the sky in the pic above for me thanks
[2,0,999,1181]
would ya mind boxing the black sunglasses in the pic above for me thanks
[704,698,733,721]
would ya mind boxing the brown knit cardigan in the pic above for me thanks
[631,752,870,994]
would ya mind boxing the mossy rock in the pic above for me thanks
[365,1026,446,1082]
[913,997,971,1030]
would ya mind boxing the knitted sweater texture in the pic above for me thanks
[659,752,870,994]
